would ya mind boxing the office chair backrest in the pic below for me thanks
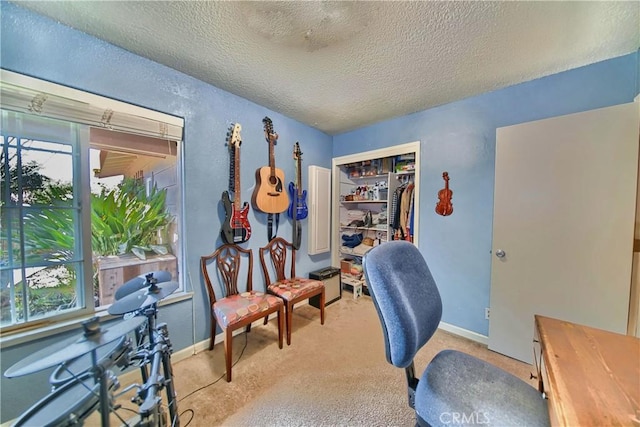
[363,241,442,368]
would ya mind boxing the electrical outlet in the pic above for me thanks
[485,308,490,320]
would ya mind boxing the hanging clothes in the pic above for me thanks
[389,186,399,234]
[391,183,406,240]
[400,182,414,242]
[406,183,415,242]
[399,182,412,235]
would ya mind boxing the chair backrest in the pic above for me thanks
[258,237,296,287]
[363,241,443,368]
[201,244,253,306]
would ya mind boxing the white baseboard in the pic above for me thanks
[438,321,488,345]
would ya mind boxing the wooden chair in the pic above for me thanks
[201,244,284,382]
[258,237,325,345]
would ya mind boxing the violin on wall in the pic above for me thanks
[435,171,453,216]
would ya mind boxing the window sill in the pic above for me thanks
[0,291,193,349]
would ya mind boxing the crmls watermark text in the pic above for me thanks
[439,411,490,425]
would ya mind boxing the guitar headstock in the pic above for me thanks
[227,123,242,148]
[293,142,302,160]
[262,116,278,145]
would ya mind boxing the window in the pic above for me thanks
[0,71,184,333]
[89,129,180,309]
[1,112,90,329]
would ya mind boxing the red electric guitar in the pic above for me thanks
[221,123,251,243]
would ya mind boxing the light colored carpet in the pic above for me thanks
[166,296,536,427]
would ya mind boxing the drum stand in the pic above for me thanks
[73,319,131,427]
[136,323,179,426]
[122,305,179,427]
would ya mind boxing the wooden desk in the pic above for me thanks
[534,315,640,426]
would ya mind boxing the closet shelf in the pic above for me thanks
[340,248,371,257]
[339,225,387,231]
[347,174,389,180]
[340,200,386,204]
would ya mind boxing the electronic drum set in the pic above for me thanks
[4,272,181,427]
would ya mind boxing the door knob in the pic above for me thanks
[495,249,506,258]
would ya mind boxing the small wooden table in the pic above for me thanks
[534,315,640,426]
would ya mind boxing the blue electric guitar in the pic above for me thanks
[288,142,307,250]
[287,142,308,221]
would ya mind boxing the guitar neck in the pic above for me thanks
[296,157,302,197]
[234,144,241,206]
[229,147,235,192]
[269,137,276,177]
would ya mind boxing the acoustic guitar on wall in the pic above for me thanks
[252,117,289,214]
[220,123,251,243]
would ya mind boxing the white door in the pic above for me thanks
[488,102,639,363]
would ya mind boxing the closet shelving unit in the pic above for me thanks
[331,141,420,295]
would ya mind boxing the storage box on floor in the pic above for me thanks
[309,267,341,308]
[340,259,366,298]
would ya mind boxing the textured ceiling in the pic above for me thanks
[11,1,640,135]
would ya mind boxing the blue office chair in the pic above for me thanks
[363,241,549,427]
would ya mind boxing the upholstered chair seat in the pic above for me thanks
[259,238,325,345]
[417,349,549,425]
[213,291,283,329]
[267,278,325,301]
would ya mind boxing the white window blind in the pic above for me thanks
[0,69,183,141]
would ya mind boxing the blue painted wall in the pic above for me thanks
[0,1,638,421]
[334,52,638,337]
[0,2,332,421]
